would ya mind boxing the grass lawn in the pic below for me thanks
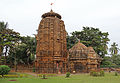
[0,72,120,83]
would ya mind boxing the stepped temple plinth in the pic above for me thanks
[35,10,68,73]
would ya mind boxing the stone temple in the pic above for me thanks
[68,41,101,73]
[35,10,68,73]
[35,10,101,73]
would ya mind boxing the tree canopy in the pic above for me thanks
[0,22,21,64]
[67,27,110,58]
[7,36,36,67]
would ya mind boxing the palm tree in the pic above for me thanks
[109,42,119,55]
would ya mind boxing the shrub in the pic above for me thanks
[100,70,105,76]
[90,70,105,77]
[66,72,70,78]
[90,71,94,76]
[33,67,36,72]
[90,71,100,77]
[0,75,2,78]
[42,74,46,79]
[92,72,99,77]
[115,72,118,76]
[0,65,10,76]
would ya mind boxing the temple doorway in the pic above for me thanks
[74,62,84,73]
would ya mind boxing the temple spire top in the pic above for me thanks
[50,9,53,12]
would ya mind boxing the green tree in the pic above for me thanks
[109,42,119,55]
[111,54,120,66]
[8,36,36,67]
[21,36,36,65]
[4,29,20,64]
[0,22,7,58]
[0,21,21,64]
[67,34,78,50]
[101,56,113,67]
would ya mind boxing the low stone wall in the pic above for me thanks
[100,68,120,72]
[10,68,34,73]
[10,65,34,73]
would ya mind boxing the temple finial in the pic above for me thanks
[50,3,54,10]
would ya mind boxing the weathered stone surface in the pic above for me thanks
[35,10,101,74]
[68,41,101,73]
[35,10,67,73]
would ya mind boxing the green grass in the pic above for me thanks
[0,72,120,83]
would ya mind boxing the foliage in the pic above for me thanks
[115,72,118,76]
[42,74,46,79]
[66,72,71,78]
[67,34,78,50]
[90,71,99,77]
[90,71,94,76]
[101,56,113,67]
[101,54,120,68]
[0,21,21,64]
[0,65,10,76]
[7,36,36,66]
[90,71,105,77]
[100,70,105,76]
[109,42,119,55]
[67,27,109,58]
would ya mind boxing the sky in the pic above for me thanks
[0,0,120,49]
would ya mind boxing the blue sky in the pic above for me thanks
[0,0,120,49]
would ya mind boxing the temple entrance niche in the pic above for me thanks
[74,62,85,73]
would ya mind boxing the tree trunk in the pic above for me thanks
[4,46,8,65]
[0,46,3,64]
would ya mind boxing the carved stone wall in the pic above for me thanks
[35,10,67,73]
[68,41,101,73]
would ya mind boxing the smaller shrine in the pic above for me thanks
[68,41,101,73]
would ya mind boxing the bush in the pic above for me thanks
[0,75,2,78]
[92,72,99,77]
[90,71,99,77]
[0,65,10,76]
[115,72,118,76]
[100,70,105,76]
[66,72,70,78]
[90,71,104,77]
[33,67,36,72]
[90,71,94,76]
[42,74,46,79]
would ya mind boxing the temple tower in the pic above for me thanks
[35,10,68,73]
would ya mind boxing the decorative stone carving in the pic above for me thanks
[35,10,68,73]
[68,41,101,73]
